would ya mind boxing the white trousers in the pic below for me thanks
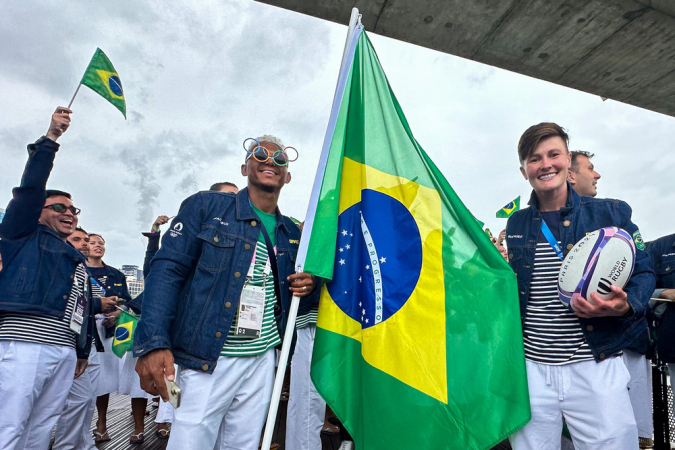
[286,325,326,450]
[168,349,275,450]
[0,340,77,450]
[510,358,638,450]
[622,349,653,438]
[53,348,101,450]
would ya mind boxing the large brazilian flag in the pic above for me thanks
[297,24,530,450]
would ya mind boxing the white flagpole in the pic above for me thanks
[260,8,361,450]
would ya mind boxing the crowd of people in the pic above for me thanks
[0,107,673,450]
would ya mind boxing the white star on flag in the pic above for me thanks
[380,257,387,263]
[342,230,348,236]
[365,265,370,270]
[365,318,369,324]
[362,309,366,315]
[339,259,346,265]
[345,244,351,249]
[339,248,344,252]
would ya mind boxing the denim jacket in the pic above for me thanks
[647,233,675,362]
[133,188,316,372]
[0,137,94,358]
[505,183,655,362]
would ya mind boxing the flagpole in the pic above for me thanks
[259,8,361,450]
[67,83,82,109]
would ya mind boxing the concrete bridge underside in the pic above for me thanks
[257,0,675,118]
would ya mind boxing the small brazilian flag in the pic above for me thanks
[298,24,530,450]
[80,48,126,118]
[112,310,139,358]
[496,196,521,218]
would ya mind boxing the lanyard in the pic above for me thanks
[541,219,564,260]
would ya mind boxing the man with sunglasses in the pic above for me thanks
[0,107,97,449]
[135,135,318,450]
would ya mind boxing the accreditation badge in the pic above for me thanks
[235,284,265,338]
[69,276,88,334]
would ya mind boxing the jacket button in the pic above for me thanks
[566,244,573,251]
[667,266,671,272]
[586,325,594,331]
[508,253,513,259]
[599,353,605,359]
[251,220,257,227]
[245,244,251,250]
[520,290,525,295]
[202,364,209,371]
[215,332,222,338]
[63,295,68,300]
[214,236,219,243]
[225,302,232,308]
[234,272,241,278]
[524,265,530,269]
[563,220,571,227]
[70,274,74,280]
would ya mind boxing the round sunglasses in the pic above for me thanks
[243,138,298,166]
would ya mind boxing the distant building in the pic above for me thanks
[127,280,144,299]
[121,265,139,282]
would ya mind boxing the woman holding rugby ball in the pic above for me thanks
[505,123,655,450]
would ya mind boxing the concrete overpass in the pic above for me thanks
[257,0,675,118]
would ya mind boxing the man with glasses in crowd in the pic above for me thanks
[135,135,319,450]
[0,107,97,449]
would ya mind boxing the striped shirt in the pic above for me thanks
[221,241,281,356]
[523,241,593,364]
[0,263,86,349]
[296,304,318,329]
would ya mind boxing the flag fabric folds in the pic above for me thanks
[496,196,521,218]
[80,48,127,118]
[300,25,530,450]
[112,310,139,358]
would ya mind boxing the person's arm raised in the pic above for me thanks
[0,107,71,240]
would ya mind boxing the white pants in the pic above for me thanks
[0,340,77,450]
[53,348,101,450]
[168,349,275,450]
[510,358,638,450]
[622,349,653,438]
[155,364,178,424]
[286,325,326,450]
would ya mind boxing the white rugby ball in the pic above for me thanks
[558,227,636,311]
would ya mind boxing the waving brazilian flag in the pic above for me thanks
[112,310,139,358]
[296,23,530,450]
[496,196,521,218]
[80,48,126,118]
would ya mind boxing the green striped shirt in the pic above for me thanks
[221,241,281,356]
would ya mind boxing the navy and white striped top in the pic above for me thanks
[0,263,86,349]
[522,212,593,365]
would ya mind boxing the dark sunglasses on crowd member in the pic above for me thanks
[43,203,81,215]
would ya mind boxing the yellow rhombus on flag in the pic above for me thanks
[112,310,138,358]
[80,48,126,118]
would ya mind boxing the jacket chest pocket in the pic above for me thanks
[197,228,236,271]
[657,256,675,287]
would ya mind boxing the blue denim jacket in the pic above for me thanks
[0,137,94,358]
[505,183,655,362]
[133,188,316,372]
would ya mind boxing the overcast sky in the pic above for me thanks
[1,0,673,269]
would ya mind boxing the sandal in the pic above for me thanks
[155,428,170,439]
[94,430,111,443]
[130,432,145,444]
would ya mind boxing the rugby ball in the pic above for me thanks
[558,227,636,311]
